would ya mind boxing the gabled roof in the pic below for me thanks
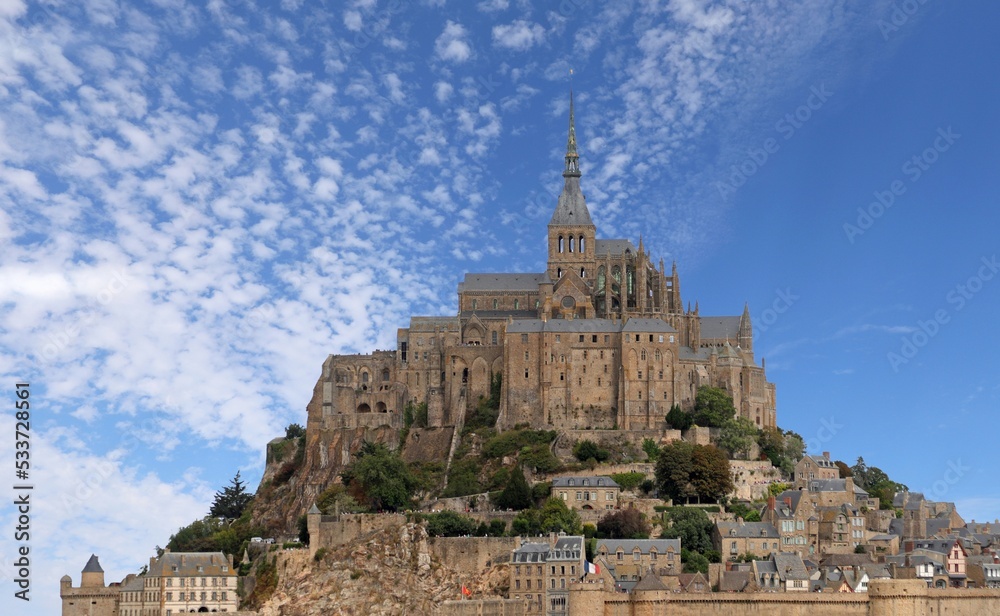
[460,273,550,292]
[596,539,680,555]
[718,571,754,592]
[774,552,809,581]
[594,239,635,256]
[716,521,779,538]
[552,476,619,488]
[809,479,848,492]
[148,552,233,577]
[506,319,623,334]
[621,318,676,333]
[699,316,741,340]
[632,571,669,592]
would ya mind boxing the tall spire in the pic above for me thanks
[564,90,580,178]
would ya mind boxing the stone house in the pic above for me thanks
[713,520,781,561]
[751,552,809,592]
[594,538,681,588]
[761,491,819,558]
[793,452,839,489]
[551,476,619,511]
[510,535,585,616]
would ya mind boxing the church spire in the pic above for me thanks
[564,90,580,178]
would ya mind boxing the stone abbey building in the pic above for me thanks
[307,95,776,449]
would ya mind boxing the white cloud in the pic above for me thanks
[492,20,545,51]
[435,20,473,63]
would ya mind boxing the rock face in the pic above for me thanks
[251,519,508,615]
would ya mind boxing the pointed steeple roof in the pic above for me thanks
[550,91,594,227]
[83,554,104,573]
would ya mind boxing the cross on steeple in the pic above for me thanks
[564,90,580,178]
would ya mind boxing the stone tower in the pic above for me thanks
[547,91,597,285]
[80,554,105,587]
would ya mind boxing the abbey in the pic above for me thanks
[309,95,776,441]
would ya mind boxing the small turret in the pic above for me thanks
[81,554,105,588]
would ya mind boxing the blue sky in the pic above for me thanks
[1,1,999,612]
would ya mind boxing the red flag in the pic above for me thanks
[462,585,471,597]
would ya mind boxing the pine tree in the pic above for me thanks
[495,465,532,510]
[209,471,254,519]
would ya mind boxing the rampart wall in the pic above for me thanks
[428,537,519,571]
[566,579,1000,616]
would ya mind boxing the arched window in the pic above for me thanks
[382,369,390,381]
[568,237,575,252]
[580,268,585,278]
[558,236,564,253]
[493,298,499,310]
[361,371,369,383]
[471,299,477,310]
[492,331,498,345]
[514,299,519,310]
[557,267,562,278]
[579,236,585,252]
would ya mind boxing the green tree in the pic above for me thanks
[573,439,610,463]
[425,511,478,537]
[767,482,792,498]
[495,465,532,510]
[690,445,734,502]
[284,423,305,439]
[655,442,732,504]
[692,387,736,428]
[782,431,804,462]
[665,404,693,430]
[662,507,714,553]
[342,441,416,511]
[596,508,651,539]
[851,457,870,490]
[209,471,254,519]
[681,548,709,574]
[513,498,582,535]
[655,441,696,504]
[642,438,660,462]
[718,417,758,460]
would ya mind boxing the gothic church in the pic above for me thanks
[308,95,776,444]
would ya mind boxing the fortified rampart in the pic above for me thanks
[429,536,520,570]
[566,579,1000,616]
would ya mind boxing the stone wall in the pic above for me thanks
[429,537,520,571]
[730,460,781,501]
[566,578,1000,616]
[308,513,407,557]
[437,598,525,615]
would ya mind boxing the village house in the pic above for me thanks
[793,452,839,489]
[713,520,781,561]
[551,476,619,511]
[594,538,681,589]
[510,534,585,616]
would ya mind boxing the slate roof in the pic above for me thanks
[820,553,875,568]
[773,490,805,516]
[596,539,680,555]
[148,552,234,577]
[552,476,619,489]
[550,175,594,226]
[809,479,848,492]
[83,554,104,573]
[551,536,584,561]
[408,316,459,331]
[632,571,669,592]
[699,316,741,340]
[774,553,809,582]
[460,310,538,320]
[594,239,635,256]
[716,521,780,538]
[678,347,713,361]
[120,575,144,592]
[506,319,622,334]
[926,518,952,537]
[621,318,676,333]
[460,273,551,292]
[512,542,550,563]
[718,571,754,592]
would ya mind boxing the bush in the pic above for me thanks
[610,471,646,491]
[665,404,693,430]
[573,439,610,463]
[313,548,328,562]
[425,510,478,537]
[642,438,660,461]
[597,508,651,539]
[442,458,483,498]
[521,444,561,473]
[482,429,556,459]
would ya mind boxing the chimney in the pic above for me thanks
[737,517,744,525]
[784,497,792,508]
[768,496,776,512]
[822,452,830,460]
[904,540,915,554]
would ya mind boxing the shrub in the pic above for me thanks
[573,439,610,463]
[313,548,328,562]
[610,471,646,491]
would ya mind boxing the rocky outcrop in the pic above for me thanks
[250,520,508,615]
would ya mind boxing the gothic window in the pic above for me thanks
[514,299,519,310]
[472,299,477,310]
[569,236,575,252]
[641,350,646,361]
[492,331,498,345]
[580,267,585,278]
[596,267,606,294]
[557,267,562,278]
[579,236,585,252]
[361,371,369,383]
[493,298,499,310]
[558,236,564,253]
[382,369,390,381]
